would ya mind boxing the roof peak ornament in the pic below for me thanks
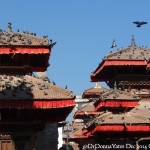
[6,22,12,33]
[113,81,117,90]
[131,35,136,47]
[94,82,101,88]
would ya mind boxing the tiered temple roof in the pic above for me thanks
[74,102,101,120]
[94,89,140,111]
[72,37,150,143]
[0,23,57,73]
[0,23,75,150]
[0,23,75,122]
[83,110,150,138]
[91,36,150,83]
[82,83,110,98]
[0,75,75,109]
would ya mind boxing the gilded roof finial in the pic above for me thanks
[131,35,136,47]
[94,82,101,88]
[6,22,12,33]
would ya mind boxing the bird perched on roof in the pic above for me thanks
[133,21,148,27]
[111,39,117,48]
[50,39,57,48]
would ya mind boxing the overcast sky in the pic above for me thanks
[1,0,150,94]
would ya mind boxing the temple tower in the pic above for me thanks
[0,23,75,150]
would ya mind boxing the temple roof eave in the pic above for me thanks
[91,45,150,81]
[84,111,150,129]
[91,60,148,79]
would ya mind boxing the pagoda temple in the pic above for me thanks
[71,36,150,150]
[0,23,75,150]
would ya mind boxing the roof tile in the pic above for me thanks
[0,75,74,100]
[0,23,55,47]
[104,46,150,61]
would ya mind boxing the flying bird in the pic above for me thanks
[133,21,148,27]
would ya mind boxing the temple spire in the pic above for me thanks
[114,81,117,90]
[94,82,101,88]
[6,22,12,33]
[131,35,136,47]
